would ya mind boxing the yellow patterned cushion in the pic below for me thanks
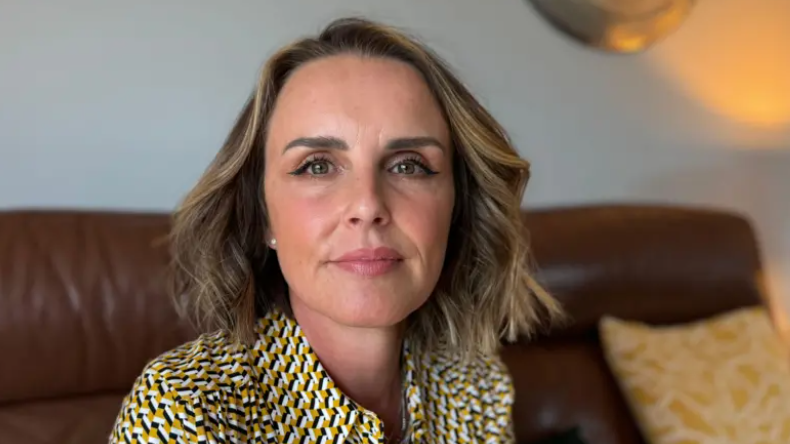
[600,307,790,444]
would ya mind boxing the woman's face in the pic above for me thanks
[264,54,455,328]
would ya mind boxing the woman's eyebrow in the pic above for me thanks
[283,136,347,153]
[282,135,445,153]
[386,137,445,152]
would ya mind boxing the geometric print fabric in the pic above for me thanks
[111,307,515,443]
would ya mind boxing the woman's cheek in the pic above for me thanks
[393,182,454,241]
[278,192,337,243]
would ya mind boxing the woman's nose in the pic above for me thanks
[344,172,391,228]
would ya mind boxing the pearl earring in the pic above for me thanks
[269,239,277,248]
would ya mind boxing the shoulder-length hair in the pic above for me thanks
[170,17,561,362]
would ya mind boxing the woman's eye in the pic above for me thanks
[290,158,334,176]
[394,163,416,175]
[309,161,330,175]
[389,159,437,176]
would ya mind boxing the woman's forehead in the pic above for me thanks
[280,55,428,101]
[270,55,447,132]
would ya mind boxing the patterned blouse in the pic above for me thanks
[110,308,515,443]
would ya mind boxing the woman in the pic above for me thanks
[111,17,560,444]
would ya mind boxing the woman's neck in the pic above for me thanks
[290,298,406,439]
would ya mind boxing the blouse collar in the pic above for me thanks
[249,307,426,443]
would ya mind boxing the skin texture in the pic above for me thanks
[263,54,455,439]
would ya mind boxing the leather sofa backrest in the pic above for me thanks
[0,205,768,444]
[0,211,195,404]
[502,204,766,444]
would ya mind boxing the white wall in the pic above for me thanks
[1,0,788,311]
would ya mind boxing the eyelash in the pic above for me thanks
[392,155,438,176]
[288,155,438,176]
[289,154,332,176]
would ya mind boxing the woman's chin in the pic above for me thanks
[332,304,408,328]
[320,295,419,329]
[289,281,430,329]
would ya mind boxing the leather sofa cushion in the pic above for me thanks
[0,393,125,444]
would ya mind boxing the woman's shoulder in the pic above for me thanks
[419,348,516,440]
[425,346,511,376]
[111,331,257,443]
[422,347,514,400]
[136,329,254,399]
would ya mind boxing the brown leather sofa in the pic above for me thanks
[0,204,767,444]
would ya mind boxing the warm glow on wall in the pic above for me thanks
[648,0,790,129]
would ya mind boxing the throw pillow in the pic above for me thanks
[600,307,790,444]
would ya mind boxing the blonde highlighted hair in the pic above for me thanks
[170,17,561,362]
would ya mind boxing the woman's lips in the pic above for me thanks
[331,247,403,277]
[333,259,401,276]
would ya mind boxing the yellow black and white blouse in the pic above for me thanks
[111,308,515,443]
